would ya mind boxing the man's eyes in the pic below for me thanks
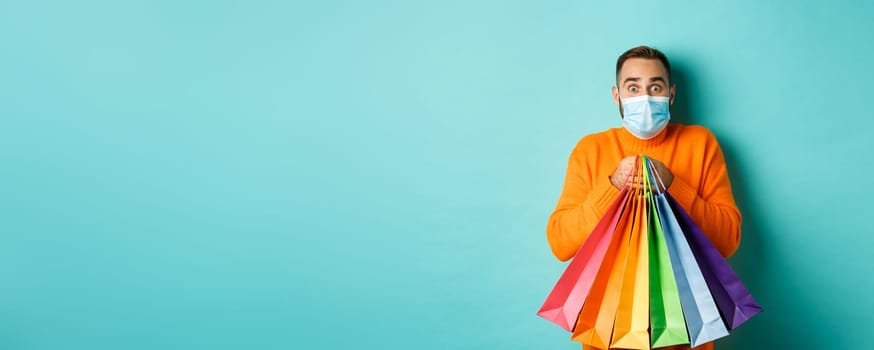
[627,85,664,93]
[627,85,664,94]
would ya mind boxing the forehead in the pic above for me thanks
[618,58,668,81]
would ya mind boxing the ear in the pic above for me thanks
[669,84,676,105]
[612,86,620,107]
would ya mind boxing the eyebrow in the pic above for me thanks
[622,76,667,84]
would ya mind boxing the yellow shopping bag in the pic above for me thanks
[610,165,651,350]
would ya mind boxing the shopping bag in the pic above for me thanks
[537,185,630,331]
[644,159,689,348]
[668,195,763,330]
[540,154,760,349]
[571,187,635,348]
[610,161,651,350]
[652,177,729,347]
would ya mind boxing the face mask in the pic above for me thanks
[618,94,671,140]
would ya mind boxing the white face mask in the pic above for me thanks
[618,94,671,140]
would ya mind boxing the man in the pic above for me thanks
[545,46,742,350]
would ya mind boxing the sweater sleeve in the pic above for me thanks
[667,130,742,258]
[546,138,621,262]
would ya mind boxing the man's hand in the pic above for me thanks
[647,157,674,190]
[609,155,674,190]
[610,156,638,189]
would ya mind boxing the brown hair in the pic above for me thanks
[616,46,671,85]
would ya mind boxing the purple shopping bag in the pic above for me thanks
[667,195,763,330]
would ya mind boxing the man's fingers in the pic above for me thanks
[625,176,656,187]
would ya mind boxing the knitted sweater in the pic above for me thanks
[546,124,742,350]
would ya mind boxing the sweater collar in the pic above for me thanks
[617,124,672,152]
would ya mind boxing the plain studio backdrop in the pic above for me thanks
[1,1,872,349]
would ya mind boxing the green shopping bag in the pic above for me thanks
[645,156,690,348]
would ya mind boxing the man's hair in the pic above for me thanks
[615,45,671,85]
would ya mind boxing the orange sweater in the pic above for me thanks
[546,124,742,350]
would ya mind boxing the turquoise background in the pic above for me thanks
[1,1,871,349]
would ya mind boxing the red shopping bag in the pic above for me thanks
[537,186,629,331]
[572,187,637,348]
